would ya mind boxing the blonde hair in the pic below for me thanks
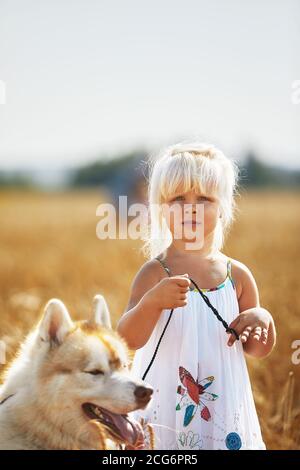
[141,141,240,260]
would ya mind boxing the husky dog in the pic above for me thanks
[0,295,153,449]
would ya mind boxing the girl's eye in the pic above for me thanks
[85,369,104,376]
[170,195,212,202]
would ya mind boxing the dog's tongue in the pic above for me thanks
[103,409,145,447]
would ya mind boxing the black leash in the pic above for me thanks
[0,394,14,406]
[142,276,239,381]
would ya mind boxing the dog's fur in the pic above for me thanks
[0,295,153,449]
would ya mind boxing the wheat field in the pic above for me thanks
[0,189,299,449]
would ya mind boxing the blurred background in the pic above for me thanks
[0,0,299,449]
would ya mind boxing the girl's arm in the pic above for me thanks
[116,261,164,350]
[227,261,276,358]
[116,261,190,350]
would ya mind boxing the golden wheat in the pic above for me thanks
[0,188,299,449]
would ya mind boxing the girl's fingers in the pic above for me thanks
[251,326,262,341]
[240,326,252,343]
[227,322,268,346]
[174,276,191,288]
[180,287,190,294]
[179,294,188,301]
[261,328,268,344]
[227,316,243,346]
[227,325,242,346]
[228,316,241,330]
[227,319,254,346]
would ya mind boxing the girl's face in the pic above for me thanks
[161,188,220,249]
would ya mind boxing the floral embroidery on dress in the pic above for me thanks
[176,366,218,425]
[178,430,203,449]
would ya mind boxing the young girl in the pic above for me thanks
[117,141,276,450]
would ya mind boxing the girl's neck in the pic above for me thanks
[166,233,219,262]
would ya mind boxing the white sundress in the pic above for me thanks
[130,256,266,450]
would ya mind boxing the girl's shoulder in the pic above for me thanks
[125,258,167,311]
[132,257,166,276]
[137,258,169,282]
[229,257,260,306]
[132,258,165,292]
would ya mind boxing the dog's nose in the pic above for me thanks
[134,385,153,402]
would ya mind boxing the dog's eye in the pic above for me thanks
[85,370,104,376]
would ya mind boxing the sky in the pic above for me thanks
[0,0,299,171]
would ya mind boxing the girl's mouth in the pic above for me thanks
[182,221,201,225]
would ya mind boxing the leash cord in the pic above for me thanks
[142,276,239,381]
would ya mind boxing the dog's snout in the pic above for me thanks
[134,385,153,402]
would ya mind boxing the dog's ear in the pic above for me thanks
[89,294,112,329]
[39,299,74,345]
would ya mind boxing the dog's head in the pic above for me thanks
[26,295,153,448]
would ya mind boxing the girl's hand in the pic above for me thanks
[143,275,191,311]
[226,307,272,347]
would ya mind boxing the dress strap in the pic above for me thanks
[155,256,171,277]
[227,257,236,290]
[227,258,231,277]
